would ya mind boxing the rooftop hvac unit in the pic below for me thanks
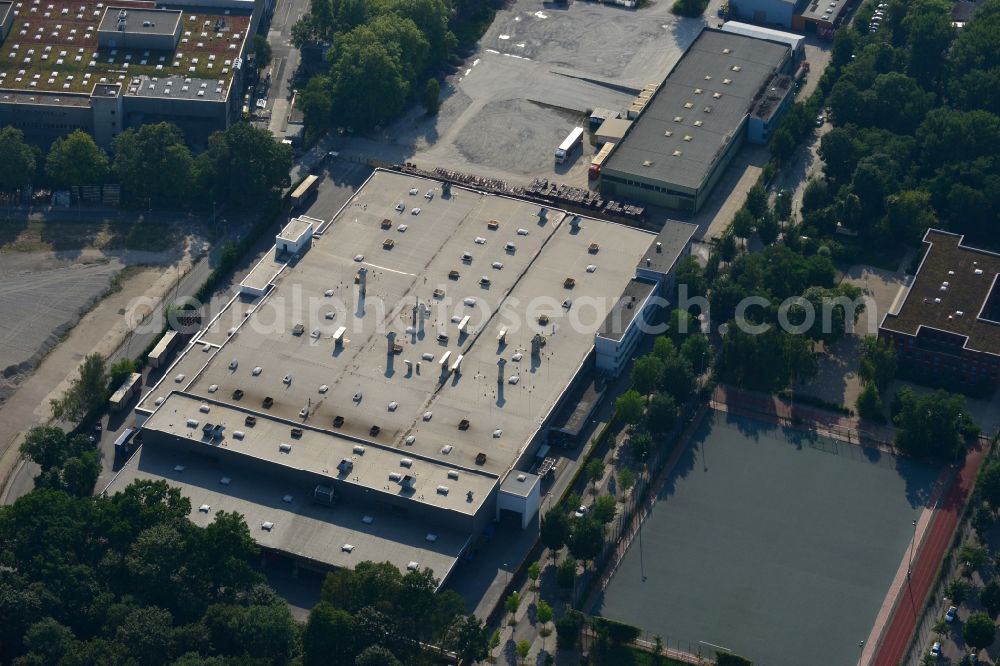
[400,474,416,489]
[400,458,413,468]
[436,486,449,495]
[337,458,353,473]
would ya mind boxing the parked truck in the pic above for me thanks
[147,330,179,369]
[555,127,585,165]
[109,372,142,412]
[589,141,616,179]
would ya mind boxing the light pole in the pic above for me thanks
[908,519,917,580]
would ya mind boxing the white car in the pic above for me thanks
[573,505,589,519]
[945,606,957,622]
[930,641,941,658]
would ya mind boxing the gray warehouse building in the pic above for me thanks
[103,170,695,584]
[600,28,796,212]
[0,0,273,147]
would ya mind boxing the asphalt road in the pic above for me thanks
[267,0,309,137]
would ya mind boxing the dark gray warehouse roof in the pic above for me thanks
[603,29,790,192]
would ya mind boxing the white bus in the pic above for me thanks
[555,126,585,164]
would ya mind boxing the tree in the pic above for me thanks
[745,185,768,219]
[652,336,678,362]
[505,592,520,625]
[659,354,695,403]
[252,34,273,70]
[113,123,195,209]
[585,458,605,494]
[22,617,74,665]
[568,517,604,566]
[59,450,101,497]
[731,208,754,244]
[668,309,699,344]
[769,127,796,163]
[646,393,677,435]
[718,231,737,263]
[982,579,1000,617]
[443,615,488,664]
[980,461,1000,510]
[329,25,410,131]
[675,255,706,298]
[515,639,530,665]
[536,600,553,639]
[903,0,954,85]
[859,336,897,391]
[802,177,831,214]
[963,612,996,650]
[0,126,36,191]
[45,130,109,188]
[197,123,292,210]
[108,357,137,393]
[629,431,653,464]
[423,78,441,115]
[356,645,402,666]
[540,511,570,554]
[681,334,711,374]
[50,353,108,421]
[616,389,645,425]
[631,355,664,396]
[527,561,541,590]
[855,383,885,421]
[20,427,86,473]
[671,0,707,17]
[556,557,577,589]
[946,579,971,604]
[299,75,335,139]
[303,602,356,666]
[618,469,635,498]
[959,543,989,571]
[894,388,975,459]
[973,503,995,542]
[555,610,583,649]
[592,495,617,524]
[487,630,500,664]
[756,210,780,246]
[774,190,793,222]
[885,189,938,244]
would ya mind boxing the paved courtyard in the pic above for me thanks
[592,410,940,666]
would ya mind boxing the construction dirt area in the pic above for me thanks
[0,215,208,488]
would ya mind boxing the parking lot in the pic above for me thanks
[593,410,940,666]
[337,0,709,188]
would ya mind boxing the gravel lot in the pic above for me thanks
[0,261,122,377]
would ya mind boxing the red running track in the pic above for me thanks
[874,441,987,666]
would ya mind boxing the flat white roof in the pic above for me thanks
[136,170,656,515]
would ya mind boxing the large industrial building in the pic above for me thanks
[103,170,696,584]
[600,28,799,213]
[879,229,1000,390]
[0,0,272,148]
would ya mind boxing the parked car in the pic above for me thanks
[573,505,589,519]
[930,641,941,658]
[945,605,958,622]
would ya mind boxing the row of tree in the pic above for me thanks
[0,121,292,211]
